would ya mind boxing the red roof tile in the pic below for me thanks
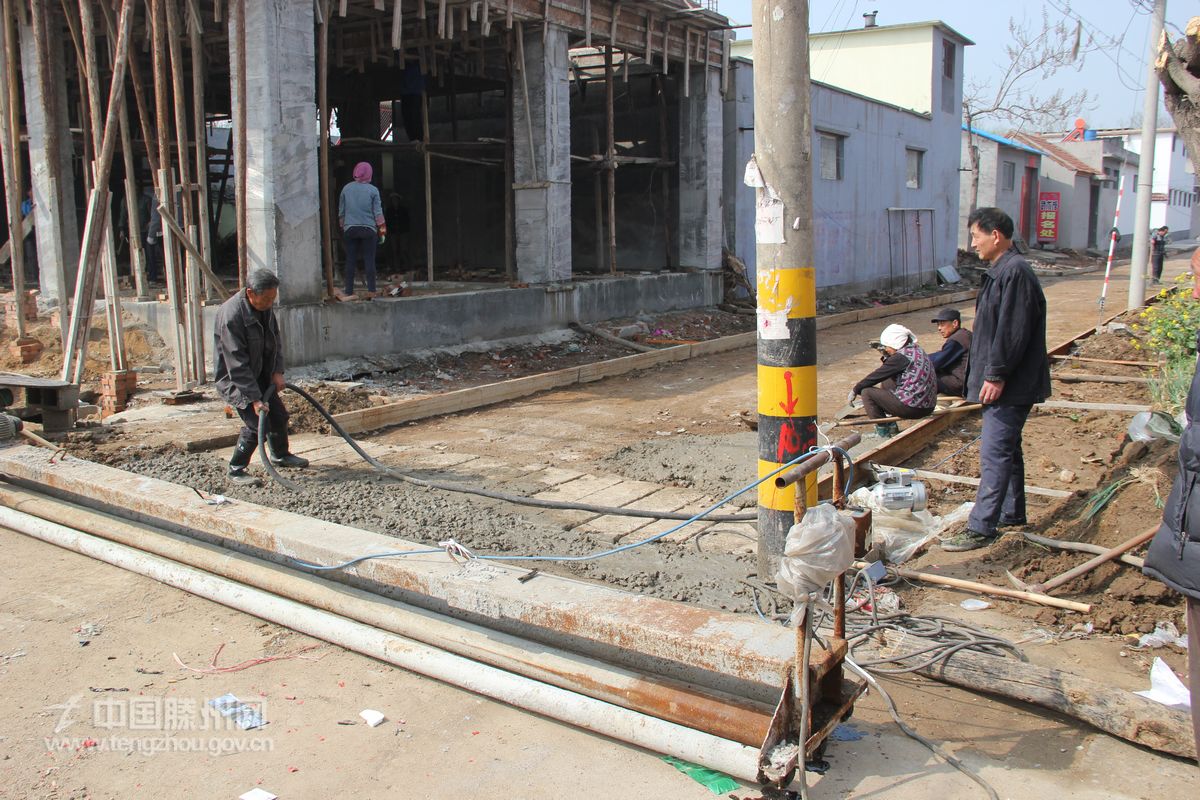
[1009,132,1101,176]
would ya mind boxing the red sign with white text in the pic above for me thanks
[1037,192,1060,242]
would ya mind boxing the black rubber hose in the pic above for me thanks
[281,381,757,522]
[256,385,303,492]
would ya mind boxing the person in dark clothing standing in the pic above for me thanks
[213,269,309,486]
[848,323,937,438]
[1143,245,1200,762]
[1150,226,1169,284]
[928,307,972,397]
[943,208,1051,552]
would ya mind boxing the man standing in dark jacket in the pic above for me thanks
[928,307,971,397]
[943,208,1051,552]
[213,268,309,485]
[1143,245,1200,761]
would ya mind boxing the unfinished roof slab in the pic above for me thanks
[0,445,792,701]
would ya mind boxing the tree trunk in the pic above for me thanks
[1158,16,1200,175]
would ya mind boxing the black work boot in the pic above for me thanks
[267,431,309,469]
[228,439,261,486]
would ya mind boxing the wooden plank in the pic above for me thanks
[1050,354,1160,368]
[908,468,1073,499]
[871,629,1195,759]
[818,410,959,499]
[332,367,581,433]
[577,346,689,382]
[689,331,755,357]
[1038,400,1150,413]
[1052,372,1150,385]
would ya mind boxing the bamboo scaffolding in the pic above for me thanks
[604,42,615,274]
[79,0,127,373]
[421,89,434,282]
[149,0,187,389]
[0,0,27,340]
[60,0,134,384]
[188,6,213,299]
[232,0,248,288]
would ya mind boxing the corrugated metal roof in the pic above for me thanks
[962,126,1043,156]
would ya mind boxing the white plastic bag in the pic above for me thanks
[850,487,957,564]
[776,503,855,600]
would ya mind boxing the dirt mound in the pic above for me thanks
[287,383,376,434]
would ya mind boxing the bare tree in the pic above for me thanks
[1158,16,1200,175]
[962,13,1095,213]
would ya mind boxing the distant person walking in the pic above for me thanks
[1143,245,1200,763]
[942,207,1050,552]
[339,162,387,296]
[1151,225,1169,284]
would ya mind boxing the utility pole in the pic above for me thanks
[1127,0,1166,310]
[751,0,817,578]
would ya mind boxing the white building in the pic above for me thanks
[959,127,1044,248]
[1093,127,1196,237]
[726,19,971,294]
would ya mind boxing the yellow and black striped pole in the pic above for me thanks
[751,0,815,578]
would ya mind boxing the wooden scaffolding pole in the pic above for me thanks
[165,0,202,383]
[79,0,128,373]
[60,0,135,384]
[188,5,213,297]
[232,0,247,288]
[149,0,187,389]
[503,33,514,282]
[96,0,150,301]
[604,43,616,274]
[0,0,27,340]
[421,89,433,283]
[317,0,335,298]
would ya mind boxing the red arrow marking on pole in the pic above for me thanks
[779,370,798,416]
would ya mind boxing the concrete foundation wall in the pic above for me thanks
[127,272,721,369]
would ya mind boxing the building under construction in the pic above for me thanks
[0,0,732,377]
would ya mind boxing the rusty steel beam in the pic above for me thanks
[0,446,802,704]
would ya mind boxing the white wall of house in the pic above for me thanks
[958,133,1042,248]
[1034,157,1093,252]
[1113,130,1195,236]
[809,24,935,114]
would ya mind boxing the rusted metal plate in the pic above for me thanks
[0,447,798,700]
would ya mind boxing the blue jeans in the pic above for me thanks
[968,403,1032,537]
[343,226,378,294]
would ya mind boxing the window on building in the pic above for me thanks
[905,148,923,189]
[943,41,955,79]
[1001,161,1016,192]
[818,132,844,181]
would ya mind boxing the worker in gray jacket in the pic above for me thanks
[213,268,309,485]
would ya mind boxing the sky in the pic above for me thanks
[714,0,1194,132]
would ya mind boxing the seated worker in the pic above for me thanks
[848,323,937,438]
[928,307,972,397]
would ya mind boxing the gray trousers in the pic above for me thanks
[967,403,1031,537]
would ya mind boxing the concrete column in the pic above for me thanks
[678,68,723,270]
[512,24,571,284]
[19,16,80,306]
[229,0,322,304]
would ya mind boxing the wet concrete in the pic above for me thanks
[110,448,772,616]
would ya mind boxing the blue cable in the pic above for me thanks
[285,444,857,571]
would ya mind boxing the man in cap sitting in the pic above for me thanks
[847,323,937,438]
[928,307,972,398]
